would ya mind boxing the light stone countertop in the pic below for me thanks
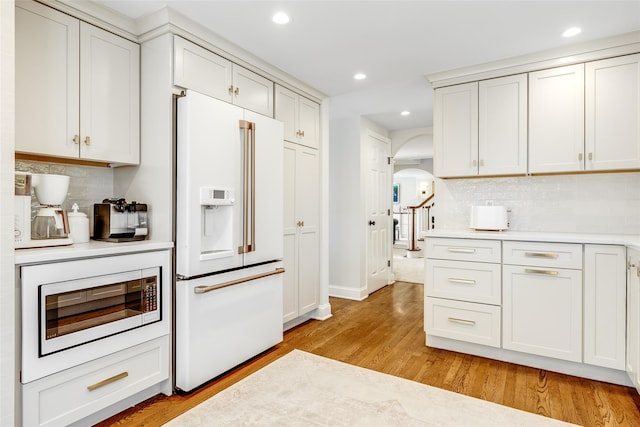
[14,239,173,265]
[422,229,640,251]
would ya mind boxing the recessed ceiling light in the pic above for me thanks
[400,111,411,116]
[272,12,290,24]
[353,73,367,80]
[562,27,581,38]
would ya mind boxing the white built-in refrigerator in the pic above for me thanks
[175,90,284,392]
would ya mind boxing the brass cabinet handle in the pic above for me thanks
[588,152,593,161]
[472,159,478,167]
[578,153,583,161]
[87,371,128,392]
[448,317,476,326]
[234,87,240,96]
[525,268,558,276]
[447,278,476,285]
[73,134,80,145]
[447,247,476,254]
[524,252,558,259]
[228,85,234,95]
[84,136,91,145]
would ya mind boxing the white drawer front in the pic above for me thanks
[23,336,169,427]
[426,238,501,263]
[426,259,501,305]
[425,297,501,347]
[503,241,582,269]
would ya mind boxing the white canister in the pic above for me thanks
[68,203,90,243]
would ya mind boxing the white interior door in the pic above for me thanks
[366,131,391,294]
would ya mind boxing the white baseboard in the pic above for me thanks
[311,303,333,320]
[328,284,368,301]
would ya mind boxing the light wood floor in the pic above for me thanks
[98,281,640,426]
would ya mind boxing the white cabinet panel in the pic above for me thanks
[425,297,501,348]
[627,248,640,393]
[174,35,273,117]
[434,82,478,177]
[584,245,626,370]
[478,74,527,175]
[503,265,582,362]
[275,85,320,149]
[282,142,319,322]
[80,23,140,164]
[529,64,585,173]
[425,238,501,263]
[173,35,233,103]
[426,258,501,305]
[585,54,640,171]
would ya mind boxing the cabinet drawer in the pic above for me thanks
[425,238,501,263]
[23,336,169,427]
[503,241,582,269]
[425,297,501,347]
[426,259,501,305]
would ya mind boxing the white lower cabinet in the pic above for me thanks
[424,238,501,347]
[584,245,626,370]
[22,336,169,427]
[627,248,640,393]
[502,264,583,362]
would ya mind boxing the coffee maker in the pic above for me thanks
[15,173,73,248]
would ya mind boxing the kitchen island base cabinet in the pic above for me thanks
[22,336,169,427]
[627,248,640,393]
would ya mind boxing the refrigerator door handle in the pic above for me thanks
[238,120,256,254]
[249,119,256,253]
[193,267,285,294]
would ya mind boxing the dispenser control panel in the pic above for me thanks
[200,187,234,206]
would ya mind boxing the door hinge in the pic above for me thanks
[387,260,391,267]
[387,209,391,216]
[387,157,392,165]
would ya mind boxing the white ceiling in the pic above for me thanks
[93,0,640,147]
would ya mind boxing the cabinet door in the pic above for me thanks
[232,64,274,117]
[275,85,299,143]
[80,23,140,164]
[479,74,527,175]
[585,54,640,171]
[433,82,479,177]
[297,96,320,149]
[15,1,80,159]
[282,142,319,322]
[173,36,233,103]
[584,245,626,370]
[529,64,585,173]
[503,265,582,362]
[282,143,298,322]
[627,249,640,393]
[295,146,319,315]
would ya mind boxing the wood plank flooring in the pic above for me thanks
[97,282,640,426]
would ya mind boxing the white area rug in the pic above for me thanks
[165,350,577,426]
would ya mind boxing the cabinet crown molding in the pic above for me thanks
[427,31,640,88]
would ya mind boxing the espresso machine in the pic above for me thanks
[15,173,73,248]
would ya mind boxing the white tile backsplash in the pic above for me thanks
[433,172,640,235]
[15,160,114,220]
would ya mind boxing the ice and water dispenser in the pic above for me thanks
[199,187,235,260]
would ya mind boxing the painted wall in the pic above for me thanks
[433,172,640,234]
[0,1,15,424]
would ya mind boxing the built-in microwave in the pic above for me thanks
[39,268,160,356]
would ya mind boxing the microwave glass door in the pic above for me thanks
[40,269,159,356]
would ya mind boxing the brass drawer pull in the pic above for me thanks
[447,317,476,326]
[87,371,128,392]
[524,252,558,259]
[447,247,476,254]
[447,278,476,285]
[525,268,558,276]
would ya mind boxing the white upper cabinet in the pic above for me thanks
[529,64,585,174]
[15,0,140,165]
[173,36,273,117]
[275,85,320,149]
[585,54,640,171]
[478,74,528,176]
[434,82,478,177]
